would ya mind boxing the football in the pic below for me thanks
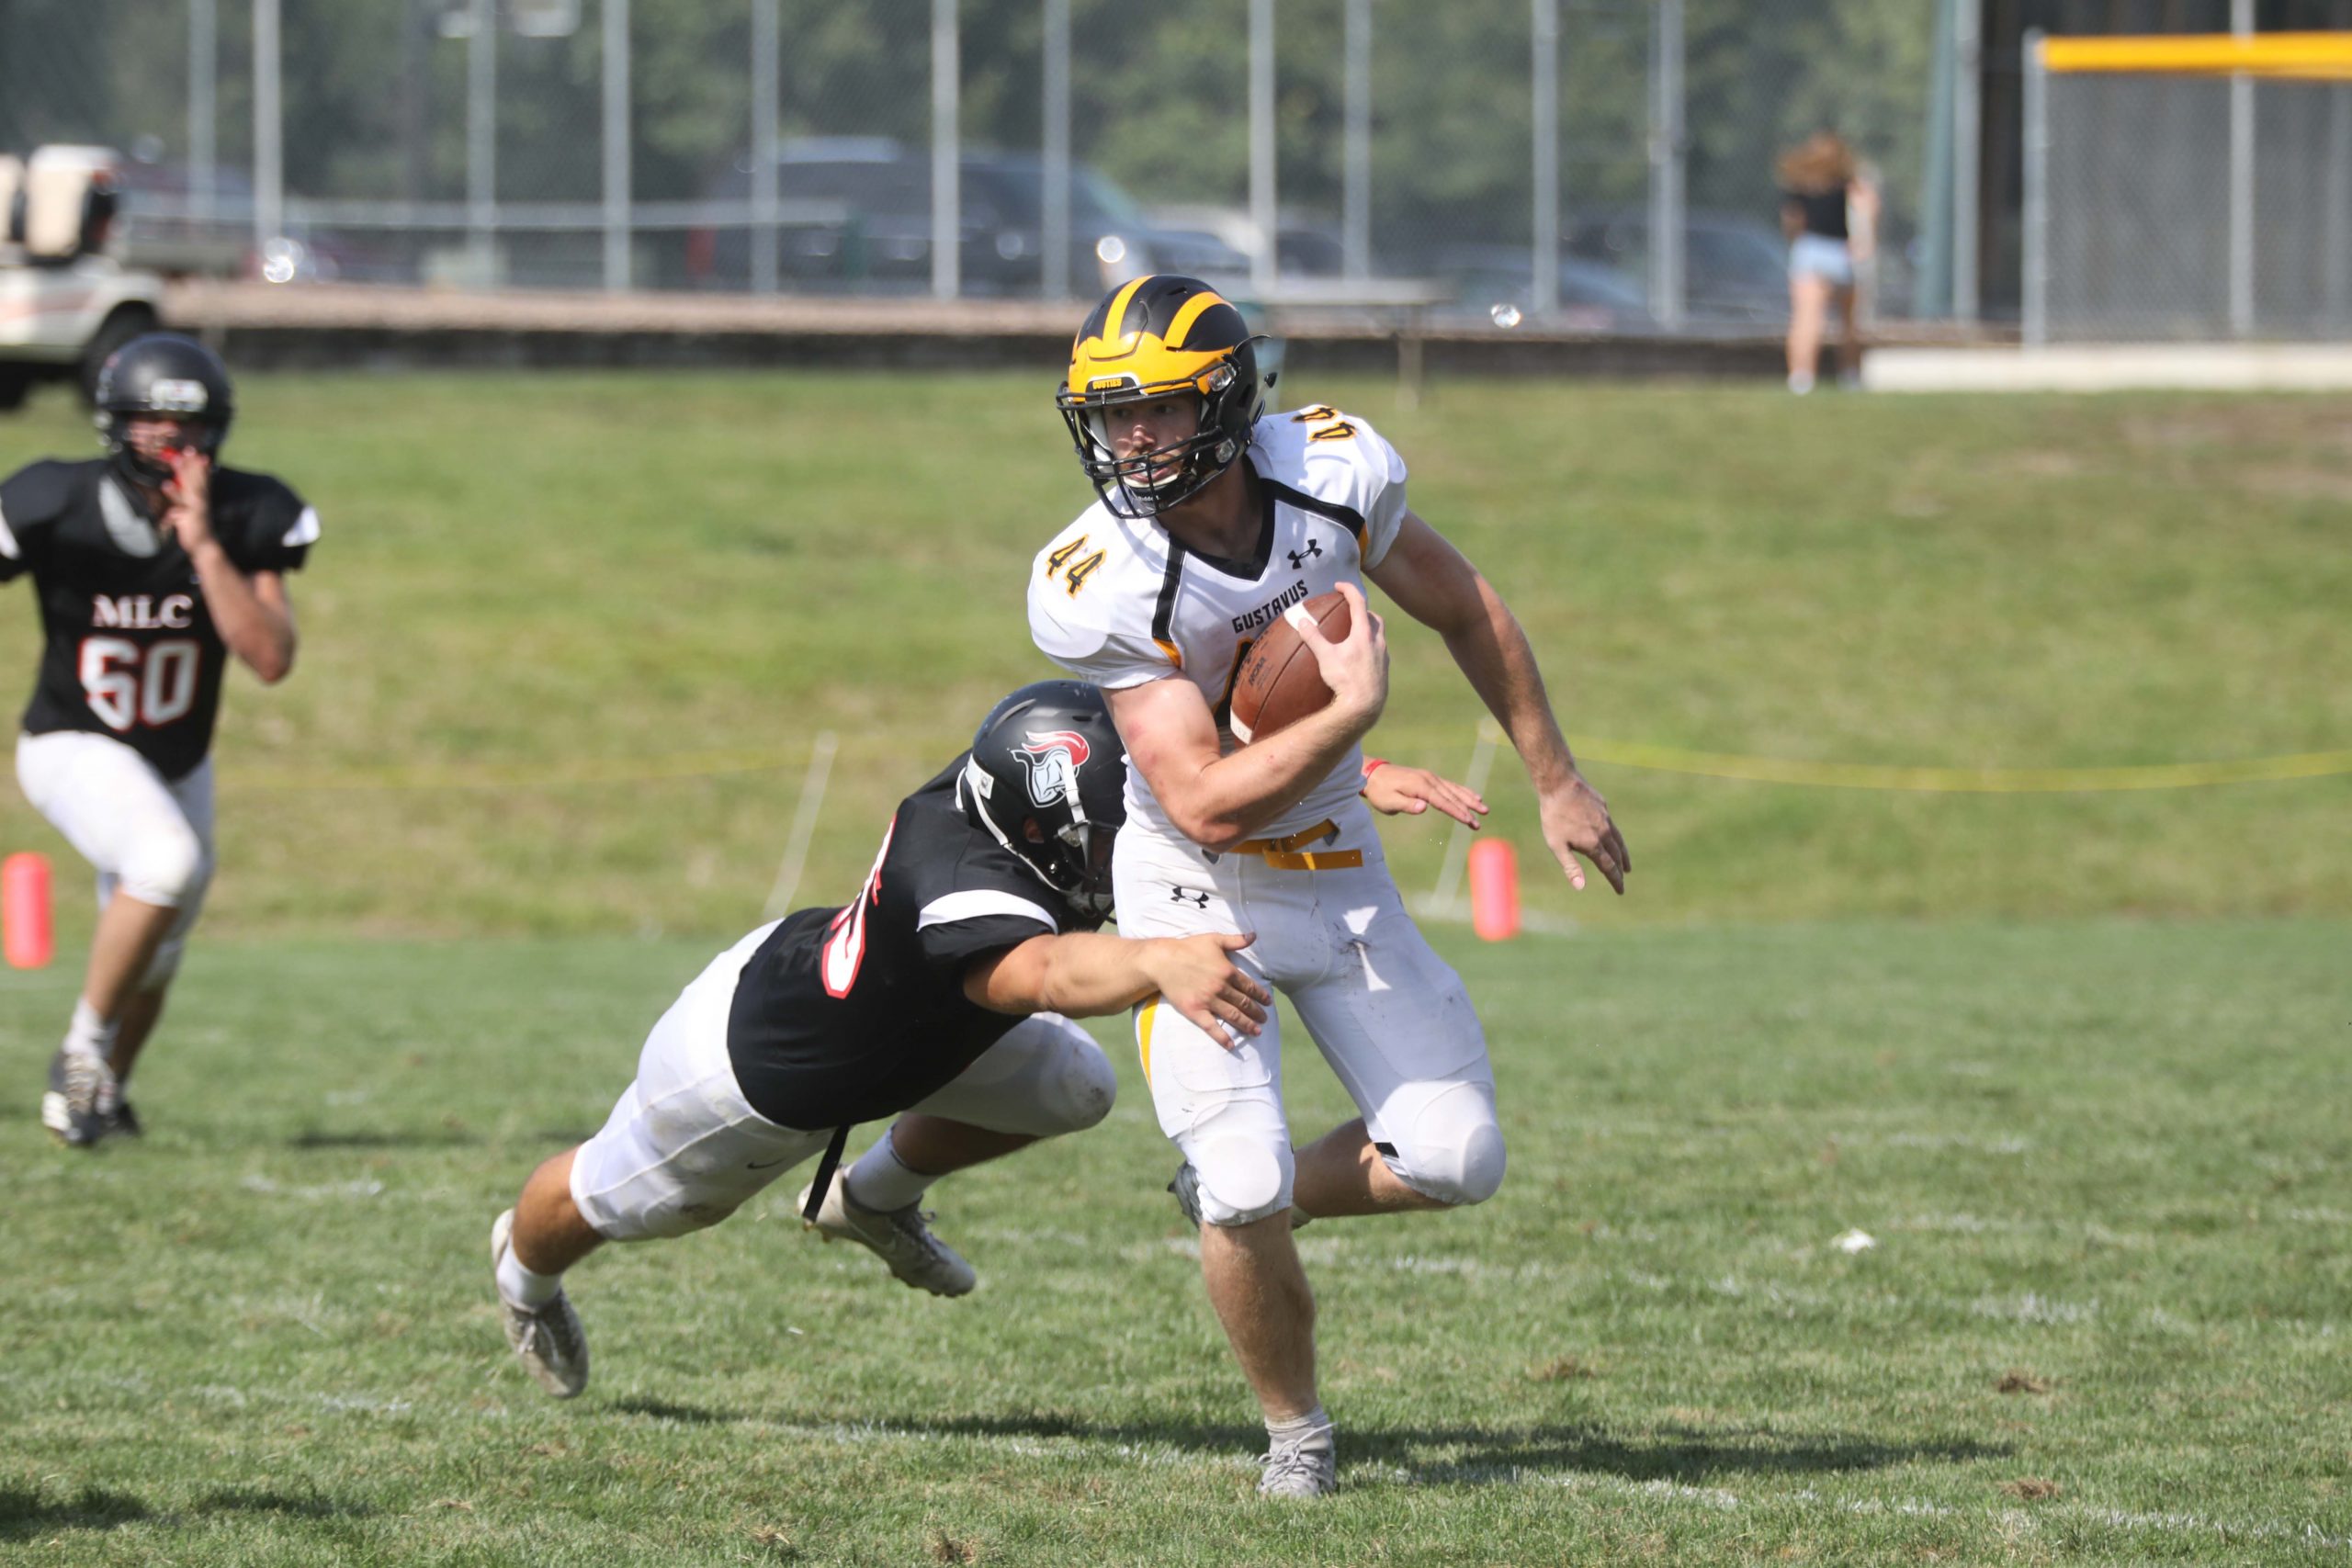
[1227,590,1351,743]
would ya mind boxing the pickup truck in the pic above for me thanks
[1,145,166,411]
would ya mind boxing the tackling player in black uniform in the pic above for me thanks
[490,681,1268,1398]
[1,334,314,1146]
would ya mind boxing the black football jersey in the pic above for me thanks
[727,753,1107,1131]
[0,457,317,780]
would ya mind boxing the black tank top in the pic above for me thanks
[1785,186,1848,242]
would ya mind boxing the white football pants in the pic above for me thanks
[16,728,216,990]
[1114,799,1504,1226]
[571,921,1117,1242]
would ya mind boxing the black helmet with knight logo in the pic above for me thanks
[962,681,1126,917]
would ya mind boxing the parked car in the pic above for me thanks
[1566,208,1792,327]
[1144,204,1352,281]
[1426,243,1654,333]
[692,140,1247,297]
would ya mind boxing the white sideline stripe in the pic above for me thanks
[1863,343,2352,393]
[281,504,322,548]
[916,889,1058,933]
[240,1174,386,1200]
[1409,893,1578,938]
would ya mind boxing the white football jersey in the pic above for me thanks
[1028,404,1409,842]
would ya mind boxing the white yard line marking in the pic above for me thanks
[762,731,839,920]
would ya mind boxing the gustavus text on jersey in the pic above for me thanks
[91,593,196,630]
[1232,580,1309,637]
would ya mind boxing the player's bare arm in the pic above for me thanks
[963,930,1270,1045]
[1360,757,1488,829]
[1107,580,1389,852]
[1366,511,1629,893]
[158,447,298,683]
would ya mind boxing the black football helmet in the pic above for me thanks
[962,681,1126,918]
[1055,275,1269,521]
[94,333,235,487]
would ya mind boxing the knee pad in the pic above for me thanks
[1192,1135,1294,1227]
[1384,1087,1507,1208]
[118,826,207,909]
[942,1019,1117,1137]
[1033,1032,1118,1134]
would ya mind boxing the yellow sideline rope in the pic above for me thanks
[1564,739,2352,794]
[222,738,2352,795]
[231,749,798,793]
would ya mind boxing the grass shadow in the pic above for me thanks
[612,1396,737,1425]
[928,1413,2007,1484]
[0,1484,152,1541]
[0,1483,369,1541]
[586,1404,2007,1486]
[189,1486,373,1520]
[288,1129,476,1150]
[1353,1424,2013,1487]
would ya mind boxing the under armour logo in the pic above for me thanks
[1169,886,1211,908]
[1286,540,1323,570]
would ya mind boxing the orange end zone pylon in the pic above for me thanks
[1468,838,1520,942]
[4,852,53,969]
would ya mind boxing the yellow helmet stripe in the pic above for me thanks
[1100,276,1153,346]
[1164,288,1225,350]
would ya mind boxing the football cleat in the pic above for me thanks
[490,1210,589,1398]
[1259,1432,1339,1498]
[1168,1162,1204,1226]
[101,1099,142,1138]
[1168,1162,1309,1232]
[797,1170,976,1298]
[41,1048,118,1149]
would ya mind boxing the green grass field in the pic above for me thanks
[2,921,2346,1563]
[2,371,2346,936]
[1,372,2346,1562]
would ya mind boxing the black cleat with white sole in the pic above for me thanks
[41,1048,118,1149]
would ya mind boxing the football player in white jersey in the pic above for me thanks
[1027,275,1629,1497]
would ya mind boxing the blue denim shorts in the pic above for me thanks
[1790,233,1854,288]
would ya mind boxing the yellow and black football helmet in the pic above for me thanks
[1055,275,1268,520]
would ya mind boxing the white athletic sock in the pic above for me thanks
[843,1128,934,1213]
[64,998,118,1061]
[497,1246,562,1310]
[1266,1405,1334,1450]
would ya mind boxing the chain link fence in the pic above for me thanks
[3,0,1939,333]
[2023,28,2352,344]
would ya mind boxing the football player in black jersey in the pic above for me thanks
[489,681,1269,1399]
[1,334,315,1147]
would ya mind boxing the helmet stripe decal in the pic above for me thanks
[1164,289,1225,349]
[1101,276,1152,346]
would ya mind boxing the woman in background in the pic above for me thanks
[1778,131,1878,393]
